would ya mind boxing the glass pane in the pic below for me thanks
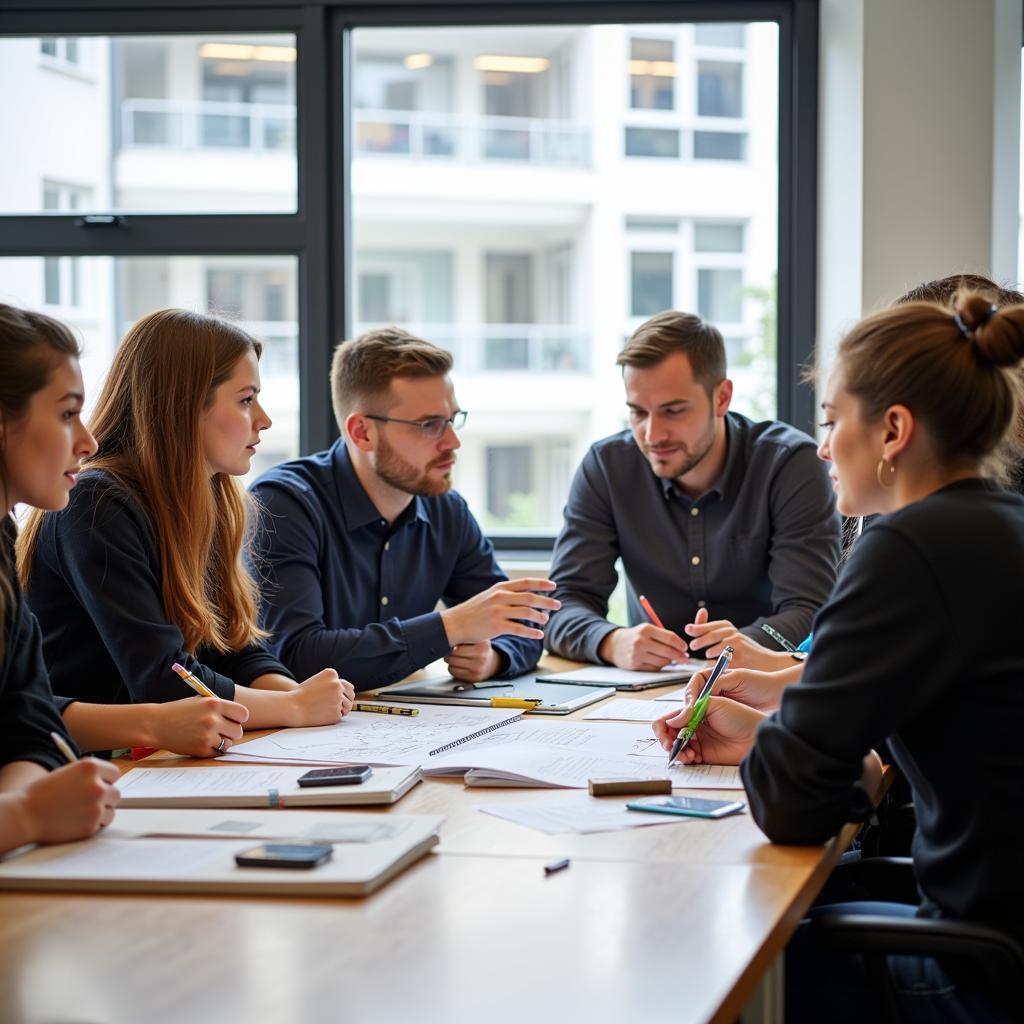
[351,23,778,534]
[631,252,674,316]
[695,24,746,48]
[625,127,680,158]
[698,267,743,323]
[694,131,745,160]
[0,34,297,213]
[697,61,743,118]
[0,256,299,483]
[694,222,744,252]
[629,38,675,110]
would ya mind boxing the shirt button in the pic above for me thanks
[690,507,700,517]
[384,542,390,551]
[691,555,701,566]
[381,596,390,606]
[697,600,707,608]
[380,519,386,527]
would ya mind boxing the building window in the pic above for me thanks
[698,267,743,324]
[41,181,90,309]
[697,61,744,118]
[695,24,746,49]
[629,38,675,110]
[694,131,745,161]
[694,222,745,252]
[631,252,674,317]
[486,445,533,521]
[624,126,680,158]
[40,38,81,67]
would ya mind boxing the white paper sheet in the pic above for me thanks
[540,662,706,687]
[653,687,691,703]
[476,796,699,834]
[219,704,523,766]
[582,699,665,722]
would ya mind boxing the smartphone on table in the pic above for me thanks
[235,844,334,869]
[297,765,373,787]
[626,795,746,819]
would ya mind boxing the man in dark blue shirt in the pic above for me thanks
[546,311,839,669]
[250,328,558,690]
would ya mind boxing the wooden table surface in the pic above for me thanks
[0,659,868,1024]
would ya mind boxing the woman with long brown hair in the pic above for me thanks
[0,303,120,851]
[18,309,353,756]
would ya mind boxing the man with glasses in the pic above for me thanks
[250,327,558,690]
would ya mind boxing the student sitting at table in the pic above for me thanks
[249,327,558,690]
[0,304,119,851]
[654,291,1024,1022]
[544,310,840,672]
[17,309,354,758]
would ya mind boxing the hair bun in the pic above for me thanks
[956,291,1024,368]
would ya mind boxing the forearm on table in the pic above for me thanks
[232,685,298,729]
[62,700,163,752]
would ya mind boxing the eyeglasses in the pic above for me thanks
[364,409,468,439]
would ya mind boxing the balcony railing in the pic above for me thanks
[354,110,590,167]
[355,322,591,374]
[120,98,296,153]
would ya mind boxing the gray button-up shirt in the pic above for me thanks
[545,413,840,662]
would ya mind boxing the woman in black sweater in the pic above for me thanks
[0,305,119,852]
[18,309,354,756]
[655,292,1024,1022]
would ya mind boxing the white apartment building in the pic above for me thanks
[2,23,779,533]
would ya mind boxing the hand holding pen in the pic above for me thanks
[665,644,734,765]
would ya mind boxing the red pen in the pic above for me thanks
[638,594,666,629]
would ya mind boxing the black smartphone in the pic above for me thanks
[297,766,373,788]
[234,843,334,869]
[626,795,746,819]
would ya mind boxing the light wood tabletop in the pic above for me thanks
[0,658,875,1024]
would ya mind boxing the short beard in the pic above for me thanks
[644,414,716,481]
[374,435,453,497]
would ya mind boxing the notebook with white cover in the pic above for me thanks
[116,764,422,808]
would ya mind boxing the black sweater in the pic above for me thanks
[0,518,73,771]
[26,471,292,708]
[742,479,1024,942]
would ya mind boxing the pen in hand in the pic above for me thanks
[667,644,734,766]
[50,731,78,765]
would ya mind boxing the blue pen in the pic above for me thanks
[667,645,733,766]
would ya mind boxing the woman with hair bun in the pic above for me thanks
[655,292,1024,1022]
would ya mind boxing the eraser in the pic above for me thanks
[588,777,672,796]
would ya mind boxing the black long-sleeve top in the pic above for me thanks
[1,517,74,771]
[742,479,1024,942]
[26,471,292,707]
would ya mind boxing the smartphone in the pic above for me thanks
[626,795,746,819]
[297,766,373,788]
[234,843,334,869]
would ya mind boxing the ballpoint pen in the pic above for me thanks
[667,644,734,766]
[638,594,666,629]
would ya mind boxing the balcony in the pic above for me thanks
[355,323,591,374]
[120,98,295,153]
[354,110,590,167]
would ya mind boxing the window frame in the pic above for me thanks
[0,0,819,553]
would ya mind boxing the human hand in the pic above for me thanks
[440,578,560,646]
[289,668,354,726]
[19,758,121,843]
[597,623,688,670]
[652,696,764,765]
[684,608,792,671]
[680,666,792,713]
[151,696,249,757]
[444,642,502,682]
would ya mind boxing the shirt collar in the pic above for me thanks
[331,440,430,531]
[657,413,742,503]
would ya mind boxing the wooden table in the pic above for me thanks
[0,661,872,1024]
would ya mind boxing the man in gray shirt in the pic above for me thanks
[546,310,840,669]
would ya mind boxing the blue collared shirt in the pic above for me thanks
[250,440,542,689]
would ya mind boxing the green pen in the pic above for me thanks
[667,645,734,766]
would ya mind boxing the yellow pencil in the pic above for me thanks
[489,698,542,709]
[353,703,419,716]
[171,661,216,698]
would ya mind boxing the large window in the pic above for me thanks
[1,2,818,549]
